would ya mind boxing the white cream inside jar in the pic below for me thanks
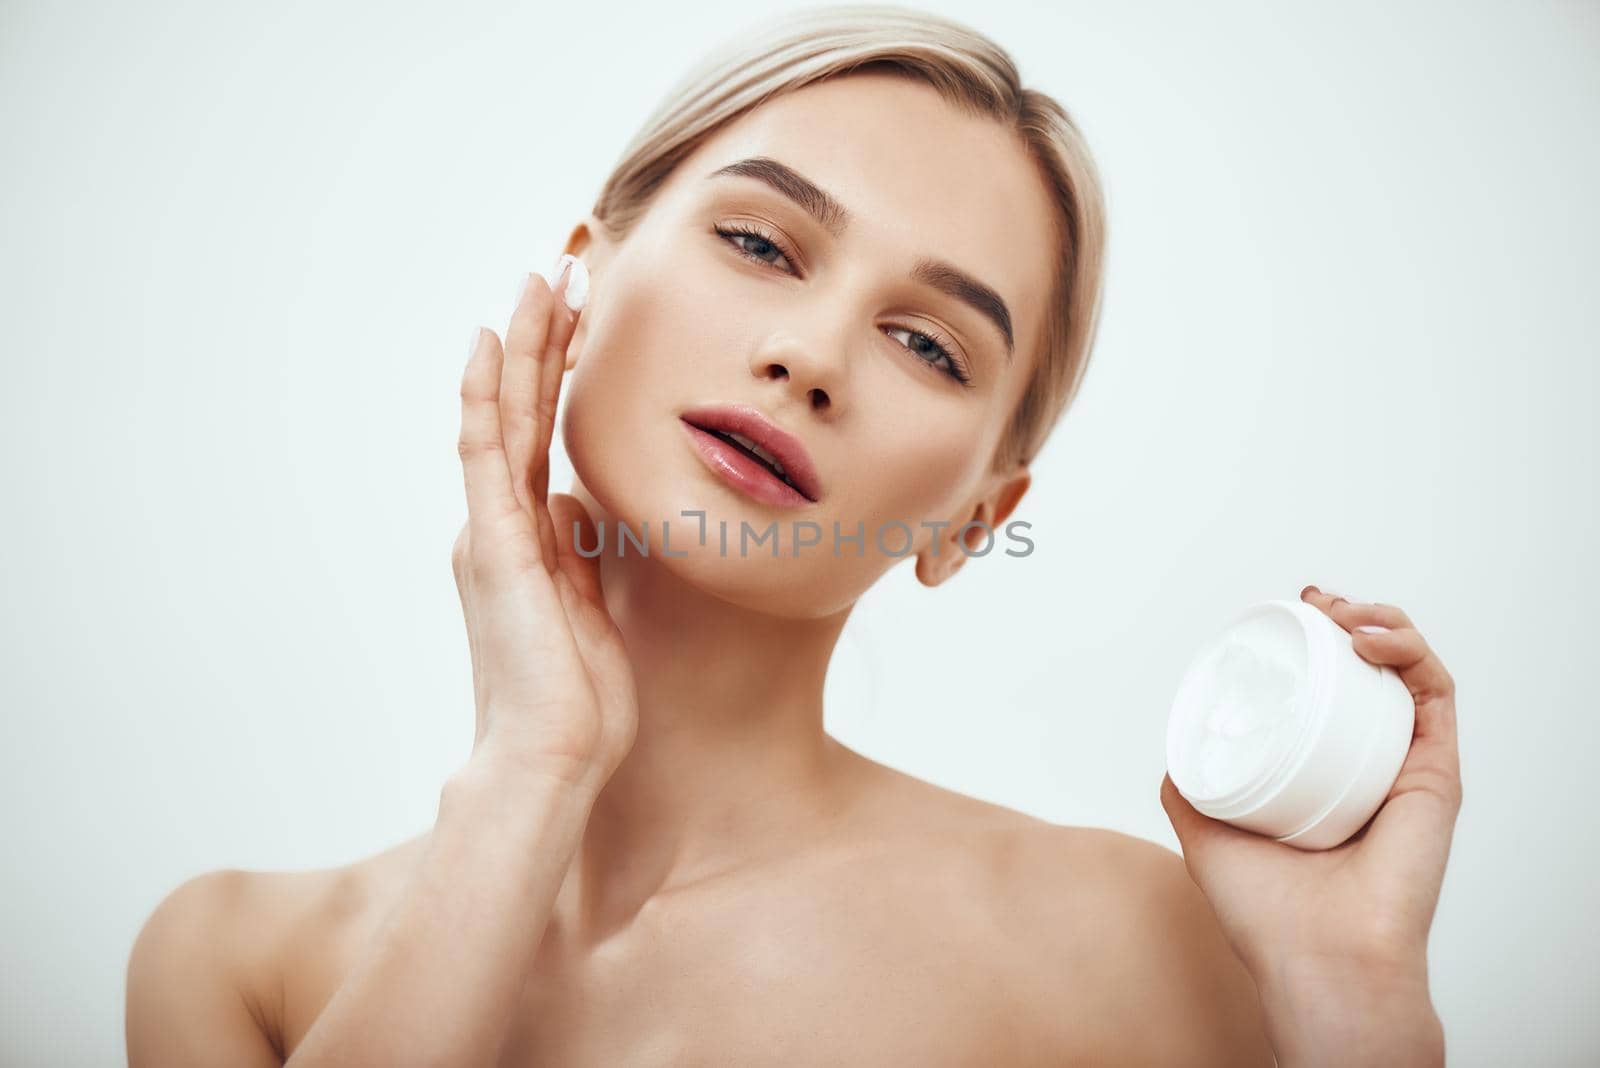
[1166,599,1415,850]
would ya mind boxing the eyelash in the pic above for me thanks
[713,223,973,386]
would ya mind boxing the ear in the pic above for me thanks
[914,466,1031,588]
[557,215,610,372]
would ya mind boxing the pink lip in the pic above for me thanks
[679,402,822,508]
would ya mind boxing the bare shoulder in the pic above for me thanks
[841,757,1271,1064]
[971,819,1276,1066]
[126,838,424,1064]
[127,866,297,1064]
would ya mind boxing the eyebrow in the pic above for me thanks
[705,156,1015,361]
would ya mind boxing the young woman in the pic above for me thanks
[127,7,1461,1065]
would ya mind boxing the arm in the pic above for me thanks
[1161,586,1459,1067]
[1123,844,1278,1067]
[290,260,630,1065]
[125,760,599,1068]
[1254,952,1442,1067]
[283,756,597,1066]
[128,259,636,1066]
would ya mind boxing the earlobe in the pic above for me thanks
[915,505,984,588]
[914,546,962,588]
[913,527,949,587]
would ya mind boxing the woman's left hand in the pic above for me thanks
[1160,585,1461,1065]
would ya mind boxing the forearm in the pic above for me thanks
[286,754,597,1067]
[1255,953,1444,1068]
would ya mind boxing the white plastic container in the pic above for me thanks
[1165,599,1415,850]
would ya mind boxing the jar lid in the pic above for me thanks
[1166,600,1331,810]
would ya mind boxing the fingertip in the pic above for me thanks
[509,270,555,328]
[1161,774,1242,844]
[459,328,496,397]
[1160,774,1193,841]
[512,271,533,311]
[547,289,582,348]
[1159,772,1186,817]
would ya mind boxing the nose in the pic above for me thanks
[748,332,846,415]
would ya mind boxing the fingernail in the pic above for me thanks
[1355,624,1389,634]
[513,271,533,309]
[465,326,480,366]
[1300,584,1319,599]
[553,254,588,312]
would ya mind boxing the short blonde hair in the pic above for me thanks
[592,3,1108,472]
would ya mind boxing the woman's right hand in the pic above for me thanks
[452,257,637,796]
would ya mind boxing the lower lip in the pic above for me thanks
[680,419,813,509]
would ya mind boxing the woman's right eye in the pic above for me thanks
[714,224,798,275]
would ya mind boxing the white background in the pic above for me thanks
[3,1,1595,1063]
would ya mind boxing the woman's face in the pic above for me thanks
[560,70,1059,619]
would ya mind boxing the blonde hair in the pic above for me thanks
[592,3,1108,472]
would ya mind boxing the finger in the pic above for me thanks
[1364,701,1462,897]
[451,523,488,735]
[451,524,477,654]
[1299,584,1416,631]
[459,327,536,571]
[1301,586,1453,710]
[1346,620,1457,710]
[549,492,604,606]
[1160,773,1260,862]
[533,256,583,472]
[501,272,556,526]
[528,260,584,572]
[1305,585,1458,765]
[1306,587,1461,814]
[1355,626,1461,813]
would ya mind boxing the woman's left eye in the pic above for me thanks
[882,326,969,384]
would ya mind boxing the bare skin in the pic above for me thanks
[145,763,1273,1066]
[127,71,1455,1066]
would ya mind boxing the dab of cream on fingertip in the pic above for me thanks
[550,253,589,313]
[561,256,589,312]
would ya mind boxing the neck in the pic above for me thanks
[550,480,862,945]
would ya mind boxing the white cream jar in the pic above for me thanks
[1165,599,1415,850]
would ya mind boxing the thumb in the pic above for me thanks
[1160,772,1205,846]
[548,492,605,606]
[1161,772,1253,861]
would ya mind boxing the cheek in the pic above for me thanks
[571,250,743,395]
[848,407,984,527]
[558,281,664,510]
[558,259,741,510]
[563,268,687,419]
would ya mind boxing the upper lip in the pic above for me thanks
[679,402,823,502]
